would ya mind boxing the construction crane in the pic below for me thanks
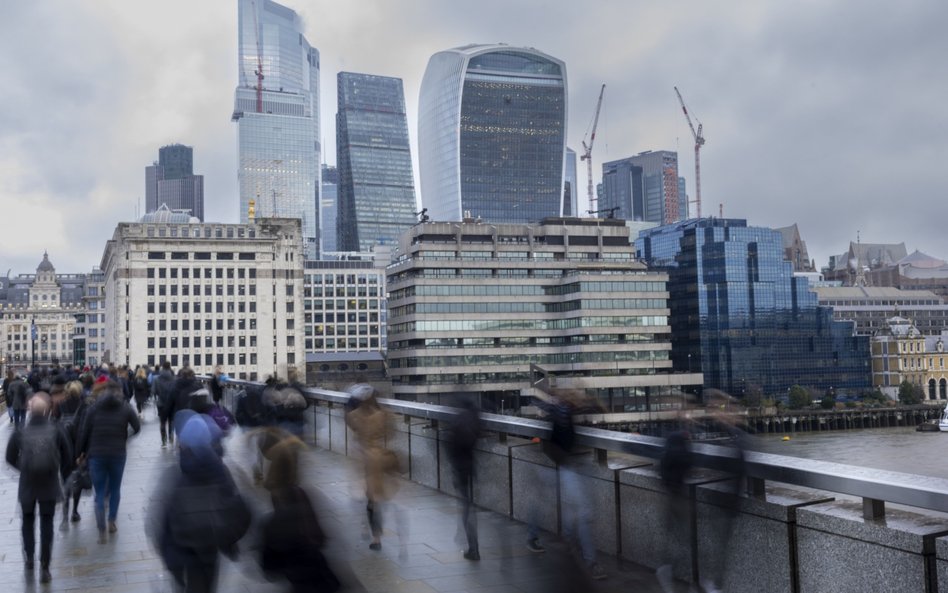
[674,86,705,218]
[580,84,606,213]
[251,0,265,113]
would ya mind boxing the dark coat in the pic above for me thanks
[5,416,73,505]
[77,393,141,458]
[153,370,176,419]
[8,379,31,411]
[164,377,203,423]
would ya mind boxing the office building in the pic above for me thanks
[100,214,305,380]
[418,44,567,224]
[775,224,815,272]
[320,165,338,253]
[678,177,688,221]
[824,242,907,286]
[867,250,948,299]
[336,72,417,252]
[564,147,578,217]
[637,218,870,398]
[600,151,682,224]
[145,144,205,221]
[386,218,702,412]
[0,254,101,373]
[871,317,948,401]
[814,286,948,336]
[232,0,321,258]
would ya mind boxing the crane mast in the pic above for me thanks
[580,84,605,214]
[674,86,705,218]
[251,0,264,113]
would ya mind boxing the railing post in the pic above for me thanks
[747,476,765,496]
[862,497,885,520]
[595,448,608,466]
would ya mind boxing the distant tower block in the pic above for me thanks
[248,199,256,222]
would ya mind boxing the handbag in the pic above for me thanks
[65,463,92,495]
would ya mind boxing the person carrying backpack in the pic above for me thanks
[5,393,73,584]
[9,375,31,427]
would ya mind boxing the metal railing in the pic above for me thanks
[220,379,948,520]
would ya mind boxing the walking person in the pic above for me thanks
[153,361,176,447]
[345,384,400,551]
[9,374,31,428]
[5,393,73,584]
[76,380,141,543]
[2,369,15,424]
[132,366,150,419]
[447,397,481,561]
[149,414,251,593]
[53,380,89,527]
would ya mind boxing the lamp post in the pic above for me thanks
[30,318,37,371]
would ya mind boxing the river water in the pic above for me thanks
[753,426,948,480]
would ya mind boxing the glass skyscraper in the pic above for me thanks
[232,0,320,258]
[418,44,567,224]
[563,147,578,217]
[320,165,338,254]
[145,144,205,221]
[636,218,870,398]
[336,72,417,253]
[601,151,681,224]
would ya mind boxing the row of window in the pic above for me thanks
[308,337,380,350]
[389,281,665,300]
[147,267,258,279]
[307,286,381,298]
[390,315,668,334]
[390,333,660,350]
[146,301,268,315]
[145,318,261,331]
[147,284,258,297]
[388,349,668,369]
[147,250,256,260]
[390,299,668,317]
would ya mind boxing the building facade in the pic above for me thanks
[233,0,320,259]
[145,144,205,221]
[336,72,417,252]
[100,216,305,381]
[866,250,948,299]
[600,151,682,224]
[870,317,948,401]
[0,254,91,374]
[386,218,701,412]
[814,286,948,336]
[637,218,870,398]
[824,242,907,286]
[418,44,567,224]
[303,247,389,355]
[563,147,578,217]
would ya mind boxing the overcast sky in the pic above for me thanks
[1,0,945,275]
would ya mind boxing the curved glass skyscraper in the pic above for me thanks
[233,0,320,258]
[418,44,567,224]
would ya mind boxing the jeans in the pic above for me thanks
[453,468,478,553]
[560,466,595,565]
[22,500,56,567]
[13,408,26,427]
[89,455,127,530]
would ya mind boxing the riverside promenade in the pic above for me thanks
[0,407,670,593]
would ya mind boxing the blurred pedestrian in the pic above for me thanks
[132,366,150,419]
[9,374,31,427]
[655,417,695,593]
[53,380,89,527]
[149,415,251,593]
[5,393,73,584]
[208,366,228,405]
[76,380,141,542]
[154,361,177,447]
[447,397,481,561]
[345,384,399,551]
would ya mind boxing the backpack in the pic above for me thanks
[235,388,266,427]
[168,472,251,550]
[19,424,60,479]
[207,404,236,433]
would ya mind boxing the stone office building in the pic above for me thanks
[386,218,702,412]
[100,212,305,380]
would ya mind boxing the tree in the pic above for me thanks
[788,385,812,409]
[820,389,836,410]
[898,381,923,406]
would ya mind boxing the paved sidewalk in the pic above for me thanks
[0,407,677,592]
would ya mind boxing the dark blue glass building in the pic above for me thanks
[336,72,417,252]
[636,218,870,398]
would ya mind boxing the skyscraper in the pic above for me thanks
[336,72,417,252]
[320,165,338,254]
[145,144,205,221]
[563,147,578,217]
[232,0,320,258]
[418,44,567,224]
[636,218,870,397]
[600,151,681,224]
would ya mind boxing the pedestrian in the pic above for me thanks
[164,367,203,433]
[76,380,141,543]
[208,366,228,405]
[9,374,32,427]
[530,388,607,581]
[447,397,481,561]
[149,414,251,593]
[5,393,73,584]
[153,361,177,447]
[345,384,399,551]
[655,418,695,593]
[132,366,150,419]
[53,380,89,527]
[3,369,15,424]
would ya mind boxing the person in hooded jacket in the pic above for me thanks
[149,415,250,593]
[163,367,203,433]
[153,361,177,447]
[76,380,140,543]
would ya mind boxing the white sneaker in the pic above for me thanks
[701,579,723,593]
[656,564,675,593]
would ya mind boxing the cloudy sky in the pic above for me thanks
[1,0,945,275]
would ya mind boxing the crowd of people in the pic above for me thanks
[1,363,745,593]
